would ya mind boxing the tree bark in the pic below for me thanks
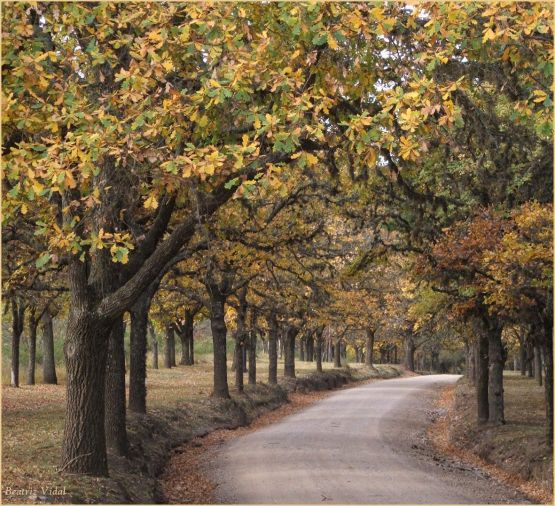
[10,299,25,388]
[299,336,305,361]
[104,316,128,455]
[284,325,298,378]
[179,310,194,366]
[404,334,415,371]
[164,324,174,369]
[526,340,534,377]
[519,334,526,375]
[542,313,553,448]
[210,290,230,398]
[26,311,38,385]
[61,301,111,476]
[129,292,151,414]
[315,330,323,373]
[476,331,489,424]
[169,328,176,367]
[149,321,158,369]
[365,328,375,368]
[488,322,505,425]
[248,310,257,385]
[334,336,342,368]
[41,311,57,384]
[534,344,543,386]
[268,313,278,385]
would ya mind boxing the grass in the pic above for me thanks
[447,371,553,498]
[2,339,390,504]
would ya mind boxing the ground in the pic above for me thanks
[1,348,395,504]
[429,372,553,503]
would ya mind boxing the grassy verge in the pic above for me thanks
[2,353,401,504]
[431,372,553,503]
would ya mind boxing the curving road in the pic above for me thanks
[206,374,530,504]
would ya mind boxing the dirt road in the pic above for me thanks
[207,374,530,504]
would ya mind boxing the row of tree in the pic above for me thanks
[2,2,552,479]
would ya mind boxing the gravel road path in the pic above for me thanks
[207,374,530,504]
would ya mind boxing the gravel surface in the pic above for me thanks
[206,374,531,504]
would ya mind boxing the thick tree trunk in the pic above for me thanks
[10,300,25,388]
[129,293,150,414]
[210,291,230,398]
[164,324,173,369]
[476,332,489,424]
[61,307,111,476]
[41,312,57,384]
[334,337,342,368]
[534,344,543,386]
[268,314,278,385]
[105,316,128,455]
[149,322,158,369]
[365,328,375,368]
[26,313,38,385]
[284,325,297,378]
[488,323,505,425]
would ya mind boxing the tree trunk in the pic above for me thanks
[476,332,489,423]
[41,312,58,384]
[519,335,526,375]
[268,313,278,385]
[248,310,257,385]
[315,332,323,373]
[169,327,176,367]
[149,322,158,369]
[299,336,305,361]
[164,324,173,369]
[534,344,543,386]
[26,312,38,385]
[10,299,25,388]
[179,311,194,365]
[234,339,244,392]
[466,340,476,386]
[210,290,230,398]
[365,328,375,368]
[526,340,534,377]
[334,337,342,368]
[404,335,415,371]
[542,314,553,448]
[129,293,151,414]
[305,334,313,362]
[105,316,128,455]
[488,323,505,425]
[61,305,111,476]
[284,325,297,378]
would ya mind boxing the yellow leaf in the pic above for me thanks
[533,90,548,103]
[144,194,159,209]
[327,33,338,50]
[305,153,318,166]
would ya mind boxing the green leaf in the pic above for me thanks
[35,252,51,269]
[224,177,240,189]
